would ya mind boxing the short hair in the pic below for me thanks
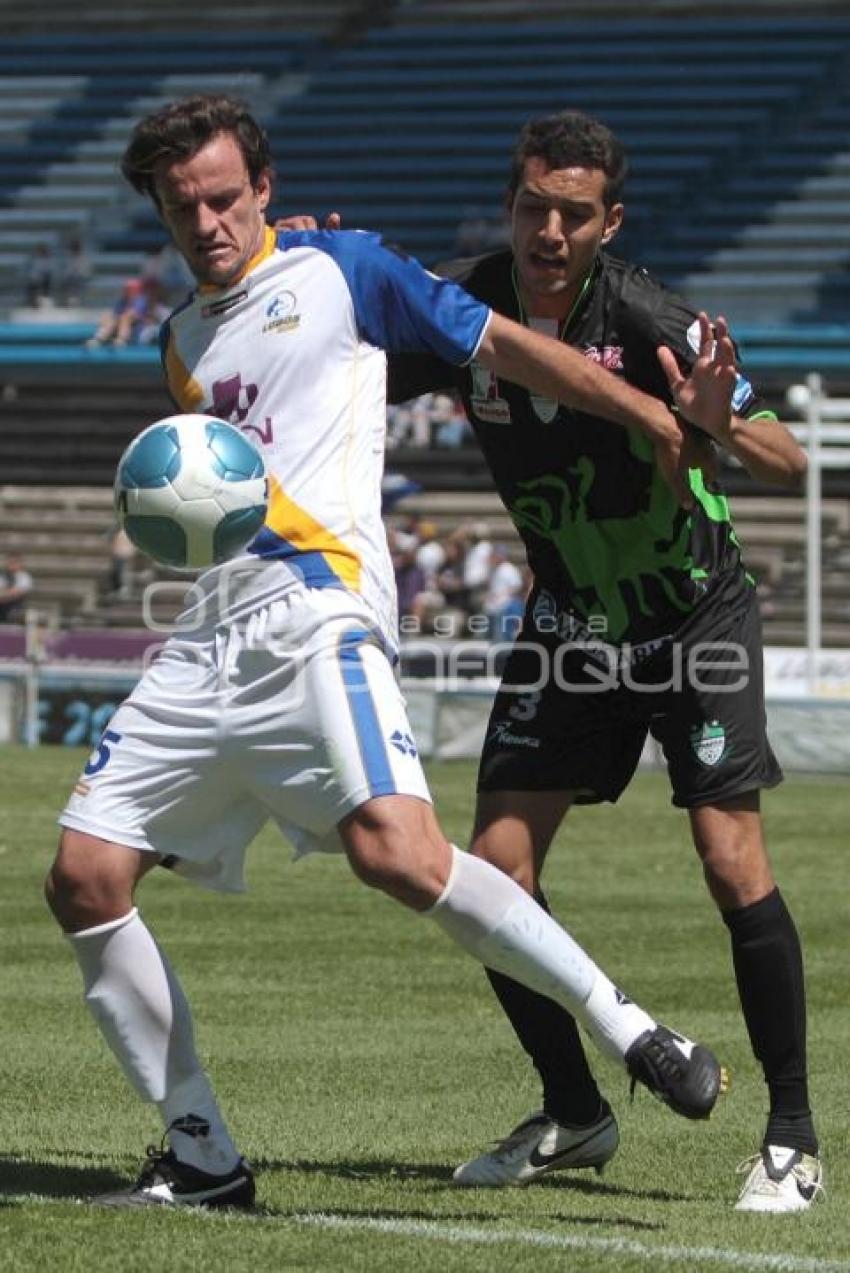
[121,93,272,205]
[507,111,627,209]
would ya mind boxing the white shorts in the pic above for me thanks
[59,588,432,892]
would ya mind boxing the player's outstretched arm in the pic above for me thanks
[659,313,807,488]
[477,311,694,504]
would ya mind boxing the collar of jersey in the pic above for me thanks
[196,224,277,295]
[511,257,598,340]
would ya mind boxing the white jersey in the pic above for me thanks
[160,227,491,649]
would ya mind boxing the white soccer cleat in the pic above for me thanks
[452,1105,619,1187]
[735,1145,824,1213]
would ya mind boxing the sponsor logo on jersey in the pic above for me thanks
[582,344,624,372]
[487,720,541,749]
[262,290,301,335]
[211,373,259,424]
[690,719,727,766]
[732,373,755,412]
[469,361,511,424]
[202,289,248,319]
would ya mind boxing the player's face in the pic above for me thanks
[510,158,623,319]
[154,133,271,288]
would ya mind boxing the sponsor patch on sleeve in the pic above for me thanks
[732,373,755,413]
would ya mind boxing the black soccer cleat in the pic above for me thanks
[624,1024,728,1120]
[94,1142,255,1209]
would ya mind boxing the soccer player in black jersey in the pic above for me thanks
[379,111,819,1212]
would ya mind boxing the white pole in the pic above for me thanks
[804,372,822,693]
[23,609,40,748]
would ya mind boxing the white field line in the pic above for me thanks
[3,1193,846,1272]
[294,1212,850,1273]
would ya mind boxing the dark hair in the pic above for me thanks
[507,111,626,208]
[121,93,272,205]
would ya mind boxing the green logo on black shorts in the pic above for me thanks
[691,720,727,767]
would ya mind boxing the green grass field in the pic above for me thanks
[1,744,848,1272]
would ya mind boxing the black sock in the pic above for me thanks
[485,890,604,1127]
[722,888,817,1155]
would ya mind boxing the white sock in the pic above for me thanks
[68,908,240,1174]
[426,847,656,1062]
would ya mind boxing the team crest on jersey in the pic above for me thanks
[469,361,512,424]
[530,394,558,423]
[690,720,727,767]
[262,290,301,335]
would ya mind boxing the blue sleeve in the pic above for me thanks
[276,229,490,364]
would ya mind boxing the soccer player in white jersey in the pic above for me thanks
[46,95,734,1209]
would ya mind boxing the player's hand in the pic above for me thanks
[657,312,736,441]
[273,211,342,232]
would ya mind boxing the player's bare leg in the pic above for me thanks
[340,793,725,1140]
[46,831,253,1208]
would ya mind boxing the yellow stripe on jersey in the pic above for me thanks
[265,475,362,590]
[197,226,278,294]
[164,332,205,411]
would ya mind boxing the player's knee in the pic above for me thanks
[468,837,535,892]
[346,832,412,893]
[45,834,133,931]
[343,793,448,893]
[45,854,97,930]
[342,804,449,906]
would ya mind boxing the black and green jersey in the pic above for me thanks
[388,249,769,646]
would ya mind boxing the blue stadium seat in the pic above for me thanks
[1,15,850,324]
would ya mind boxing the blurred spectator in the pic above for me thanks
[59,234,92,306]
[387,394,433,448]
[142,243,193,306]
[86,277,169,348]
[387,392,469,449]
[482,544,525,642]
[432,393,472,448]
[0,553,33,622]
[390,529,428,625]
[26,242,55,308]
[414,520,446,579]
[107,527,137,600]
[381,471,422,513]
[391,514,421,555]
[461,520,493,615]
[434,536,470,627]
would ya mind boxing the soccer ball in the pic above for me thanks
[114,414,268,569]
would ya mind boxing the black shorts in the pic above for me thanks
[477,575,783,808]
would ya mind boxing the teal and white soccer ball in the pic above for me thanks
[114,413,268,569]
